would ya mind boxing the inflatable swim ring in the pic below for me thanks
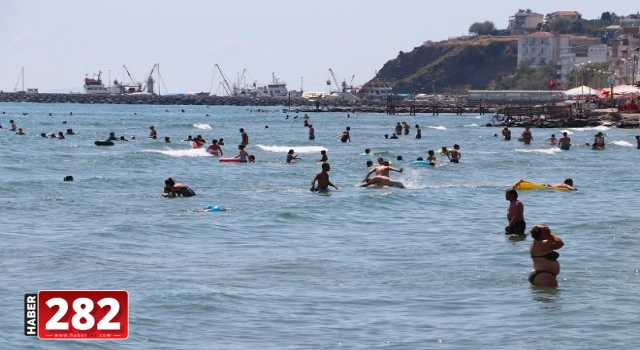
[95,140,114,146]
[412,160,435,166]
[359,153,373,157]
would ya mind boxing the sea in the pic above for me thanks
[1,102,639,349]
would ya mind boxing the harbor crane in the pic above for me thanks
[214,64,233,96]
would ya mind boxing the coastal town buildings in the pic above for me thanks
[612,13,640,85]
[546,11,582,23]
[508,9,544,35]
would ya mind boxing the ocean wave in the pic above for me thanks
[514,147,561,155]
[426,126,447,130]
[141,148,212,157]
[256,145,327,153]
[464,124,479,127]
[611,140,633,147]
[568,125,610,132]
[193,123,212,130]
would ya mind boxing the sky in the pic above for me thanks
[0,0,636,94]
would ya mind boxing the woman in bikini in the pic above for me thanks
[528,224,564,287]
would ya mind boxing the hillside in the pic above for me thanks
[375,37,519,95]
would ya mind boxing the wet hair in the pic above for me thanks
[415,124,419,128]
[384,134,389,138]
[506,188,518,199]
[428,150,434,155]
[165,178,175,187]
[453,144,460,149]
[366,160,373,167]
[365,148,370,153]
[288,149,294,154]
[63,175,74,182]
[320,150,326,154]
[551,134,555,137]
[163,186,171,193]
[397,155,403,161]
[530,224,549,240]
[211,139,217,144]
[239,128,244,132]
[321,162,331,170]
[564,178,573,185]
[346,127,350,130]
[563,132,568,136]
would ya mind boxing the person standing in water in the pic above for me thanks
[528,224,564,287]
[308,124,315,140]
[505,188,525,235]
[240,128,249,146]
[149,126,157,139]
[235,144,249,162]
[415,124,422,139]
[340,127,351,143]
[502,127,511,141]
[310,163,339,192]
[558,132,571,150]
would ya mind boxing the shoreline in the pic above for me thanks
[2,92,639,128]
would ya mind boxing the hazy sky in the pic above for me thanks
[0,1,635,93]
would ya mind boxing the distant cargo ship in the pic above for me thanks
[234,73,288,97]
[84,65,157,95]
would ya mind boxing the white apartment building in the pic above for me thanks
[518,33,606,86]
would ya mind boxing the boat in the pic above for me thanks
[301,91,328,100]
[234,73,288,97]
[357,78,393,98]
[512,179,570,191]
[84,71,122,94]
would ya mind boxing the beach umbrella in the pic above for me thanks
[564,86,599,96]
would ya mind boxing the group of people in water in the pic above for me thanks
[500,125,640,150]
[505,187,566,287]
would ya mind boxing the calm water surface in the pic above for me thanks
[1,103,639,349]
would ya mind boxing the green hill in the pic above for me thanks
[375,37,519,95]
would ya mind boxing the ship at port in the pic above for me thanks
[84,64,159,95]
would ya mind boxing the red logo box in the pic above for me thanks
[37,290,128,340]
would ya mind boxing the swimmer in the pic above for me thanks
[390,133,399,139]
[286,149,300,163]
[149,126,157,139]
[182,135,194,142]
[318,150,328,162]
[119,136,129,142]
[363,161,403,182]
[521,126,533,144]
[592,132,605,150]
[448,144,461,163]
[558,132,571,150]
[502,127,511,141]
[308,124,315,140]
[310,162,339,192]
[164,136,171,143]
[164,178,196,197]
[57,132,65,139]
[63,175,74,182]
[363,148,371,155]
[636,135,640,149]
[549,178,576,190]
[108,132,118,141]
[339,127,351,143]
[360,175,405,188]
[197,205,227,212]
[235,144,249,162]
[240,128,249,146]
[415,124,421,139]
[15,128,25,135]
[439,146,451,156]
[427,150,436,165]
[547,134,557,145]
[207,139,223,156]
[366,160,373,167]
[248,155,256,163]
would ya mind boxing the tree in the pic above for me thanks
[600,12,612,23]
[549,18,570,33]
[495,61,559,90]
[469,21,496,35]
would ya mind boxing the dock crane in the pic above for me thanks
[214,64,233,96]
[328,68,342,92]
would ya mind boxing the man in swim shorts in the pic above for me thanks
[363,161,403,182]
[311,163,339,192]
[240,128,249,146]
[558,132,571,150]
[505,188,525,235]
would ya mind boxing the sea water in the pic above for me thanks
[1,103,639,349]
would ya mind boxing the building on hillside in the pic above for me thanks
[518,33,606,86]
[508,9,544,35]
[612,13,640,85]
[517,32,557,68]
[547,11,582,22]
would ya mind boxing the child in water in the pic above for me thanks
[286,149,300,163]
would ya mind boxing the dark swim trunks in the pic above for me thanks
[313,187,328,192]
[179,186,196,197]
[506,221,526,235]
[450,158,459,163]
